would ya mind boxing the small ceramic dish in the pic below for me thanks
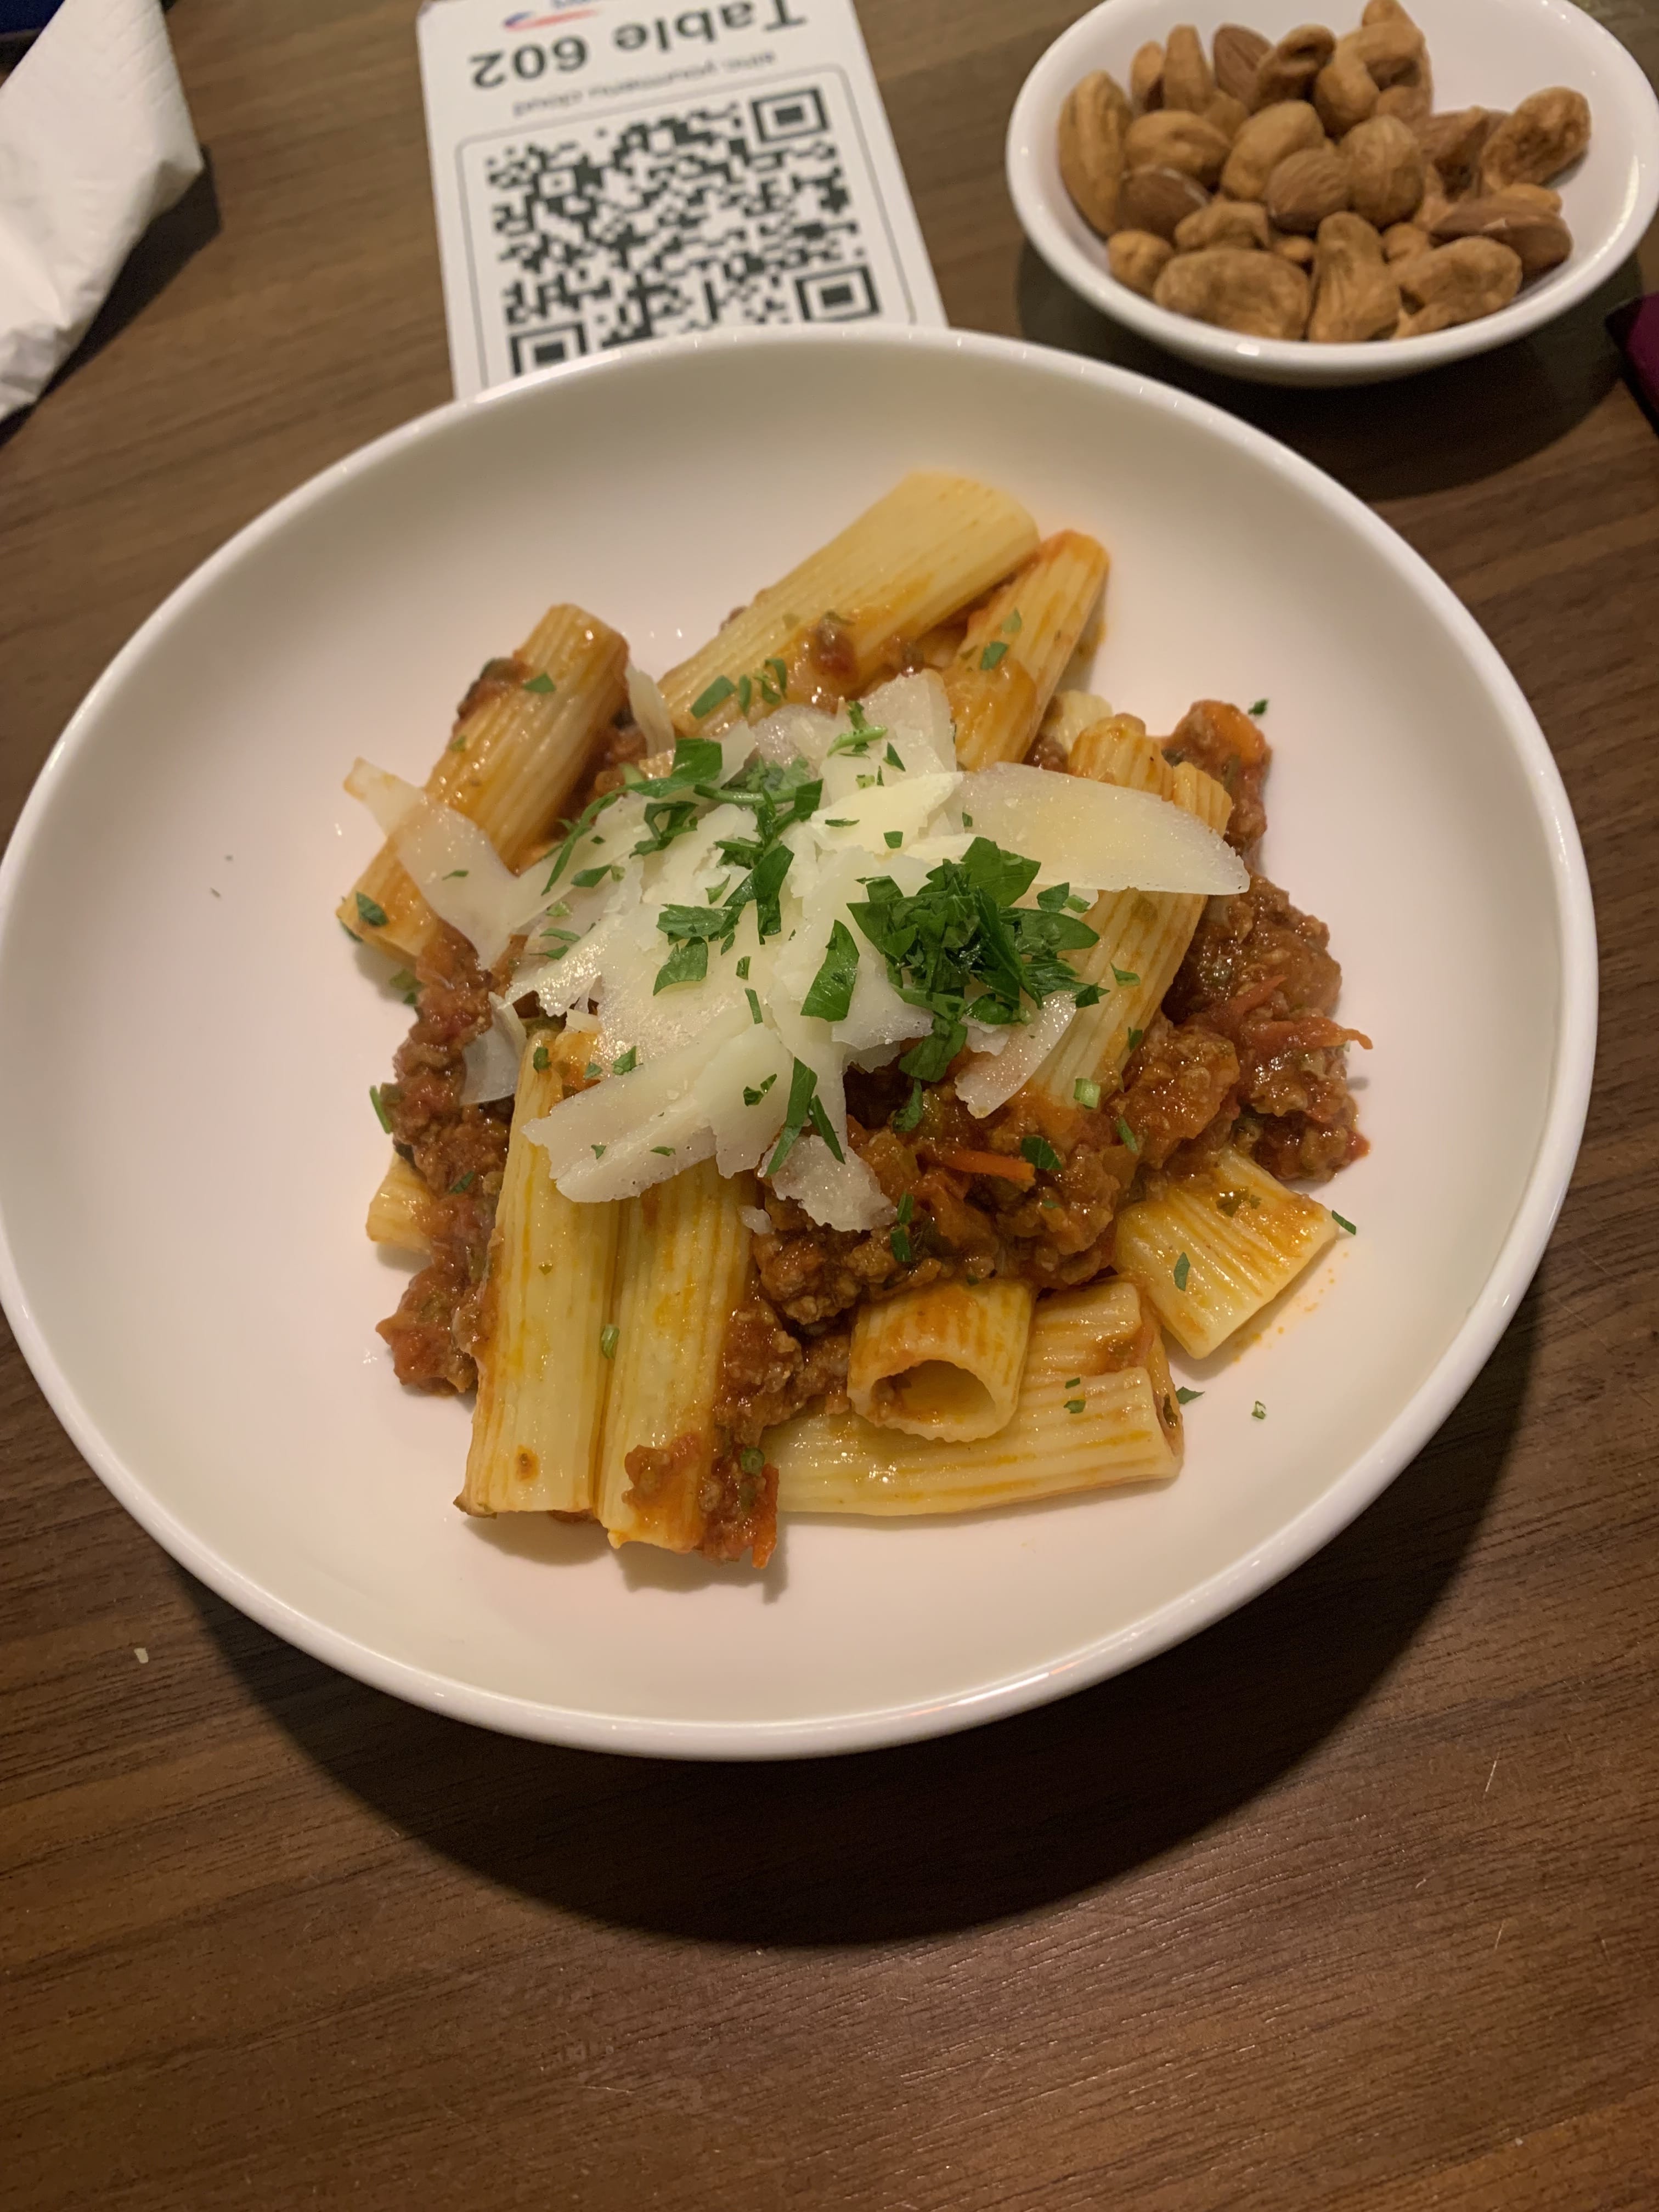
[1007,0,1659,385]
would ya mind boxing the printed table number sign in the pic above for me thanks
[416,0,946,399]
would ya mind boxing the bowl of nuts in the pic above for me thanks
[1007,0,1659,383]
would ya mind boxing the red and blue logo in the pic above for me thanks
[502,7,597,26]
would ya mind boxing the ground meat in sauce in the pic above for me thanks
[1153,873,1370,1182]
[1160,699,1271,855]
[375,926,512,1392]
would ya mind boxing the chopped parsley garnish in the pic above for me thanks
[736,956,751,979]
[650,1146,675,1157]
[823,819,857,829]
[1003,610,1024,635]
[746,987,763,1024]
[1216,1193,1242,1217]
[896,1192,914,1226]
[883,742,904,771]
[600,1324,619,1359]
[961,812,973,828]
[571,865,613,889]
[1332,1211,1357,1235]
[442,868,469,881]
[448,1171,476,1193]
[1073,984,1104,1008]
[1073,1079,1101,1109]
[890,1223,913,1264]
[1020,1134,1063,1173]
[1115,1116,1140,1155]
[800,919,860,1022]
[737,674,753,715]
[743,1074,778,1107]
[1252,1400,1267,1420]
[354,891,388,929]
[612,1047,637,1075]
[827,701,885,760]
[584,1062,601,1080]
[1065,1397,1086,1414]
[766,1058,844,1176]
[1173,1251,1191,1291]
[979,640,1009,671]
[691,675,736,719]
[653,938,708,993]
[522,672,556,695]
[1111,964,1140,987]
[893,1080,924,1133]
[532,1045,550,1073]
[369,1085,392,1132]
[1249,698,1269,717]
[591,1143,606,1158]
[1126,1027,1144,1052]
[1063,1375,1081,1389]
[1176,1387,1203,1405]
[845,838,1099,1083]
[883,830,904,849]
[740,1446,765,1476]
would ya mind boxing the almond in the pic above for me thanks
[1265,146,1352,234]
[1154,247,1311,337]
[1108,230,1176,298]
[1163,25,1216,113]
[1117,165,1212,241]
[1212,24,1270,106]
[1430,194,1572,277]
[1221,100,1327,200]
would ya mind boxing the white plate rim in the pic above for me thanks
[1006,0,1659,385]
[0,322,1599,1758]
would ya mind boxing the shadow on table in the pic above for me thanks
[1015,243,1640,505]
[185,1271,1540,1946]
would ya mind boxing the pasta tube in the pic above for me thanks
[595,1159,756,1554]
[1031,735,1232,1108]
[772,1278,1181,1515]
[657,472,1039,734]
[944,532,1109,770]
[847,1279,1034,1442]
[365,1153,436,1255]
[1113,1145,1339,1358]
[341,605,628,964]
[462,1044,621,1516]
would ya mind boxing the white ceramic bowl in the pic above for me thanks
[1008,0,1659,386]
[0,326,1595,1756]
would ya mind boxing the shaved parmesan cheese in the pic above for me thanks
[626,664,676,753]
[460,997,527,1105]
[771,1136,895,1233]
[955,991,1079,1119]
[740,1206,774,1238]
[691,1024,793,1176]
[810,769,961,853]
[860,670,957,775]
[960,763,1248,895]
[344,758,552,969]
[752,703,845,769]
[523,1002,752,1200]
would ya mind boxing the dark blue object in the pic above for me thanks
[0,0,63,35]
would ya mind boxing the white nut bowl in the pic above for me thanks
[1007,0,1659,386]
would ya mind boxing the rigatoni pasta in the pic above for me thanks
[343,473,1366,1577]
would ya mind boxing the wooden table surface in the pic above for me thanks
[4,4,1658,2205]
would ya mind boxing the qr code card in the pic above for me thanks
[417,0,945,399]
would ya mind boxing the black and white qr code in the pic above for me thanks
[471,82,888,377]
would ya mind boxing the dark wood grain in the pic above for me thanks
[3,4,1657,2207]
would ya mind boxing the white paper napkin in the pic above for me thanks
[0,0,201,422]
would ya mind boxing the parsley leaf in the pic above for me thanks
[893,1080,924,1133]
[653,938,709,993]
[522,672,556,695]
[612,1047,637,1075]
[369,1085,392,1132]
[979,640,1009,671]
[743,1074,777,1107]
[800,919,860,1022]
[691,676,736,720]
[354,891,388,929]
[1249,698,1269,718]
[1020,1134,1063,1173]
[1176,1387,1203,1404]
[1173,1252,1191,1291]
[767,1058,843,1176]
